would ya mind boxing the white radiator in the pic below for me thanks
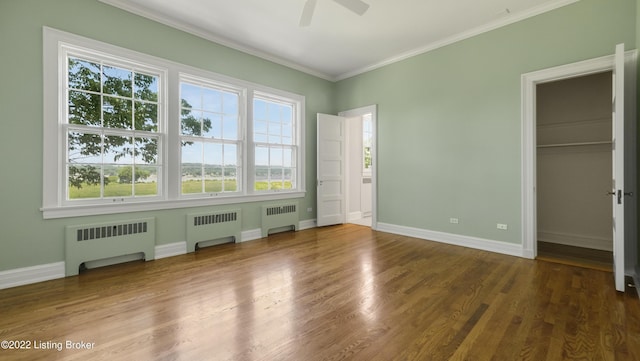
[64,218,155,276]
[186,209,242,252]
[261,201,299,237]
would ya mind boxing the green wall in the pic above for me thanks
[0,0,638,274]
[334,0,637,245]
[0,0,333,271]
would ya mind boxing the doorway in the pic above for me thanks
[535,72,613,270]
[339,105,376,229]
[316,105,377,229]
[521,46,638,292]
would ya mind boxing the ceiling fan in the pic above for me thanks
[299,0,370,27]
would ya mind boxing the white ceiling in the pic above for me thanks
[100,0,578,81]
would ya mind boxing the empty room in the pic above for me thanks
[1,0,639,360]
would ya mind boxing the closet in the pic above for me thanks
[536,71,613,269]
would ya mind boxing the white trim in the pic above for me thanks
[377,223,523,258]
[42,191,305,219]
[240,228,262,243]
[99,0,578,82]
[155,242,187,259]
[0,262,65,290]
[298,219,317,230]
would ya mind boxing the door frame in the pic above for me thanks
[521,51,637,276]
[339,104,378,230]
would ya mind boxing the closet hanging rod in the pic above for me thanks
[537,141,612,148]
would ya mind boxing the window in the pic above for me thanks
[179,78,242,196]
[43,28,305,219]
[253,95,297,191]
[65,55,162,202]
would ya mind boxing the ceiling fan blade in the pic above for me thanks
[332,0,370,16]
[299,0,317,27]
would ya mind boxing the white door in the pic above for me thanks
[317,113,346,227]
[612,43,625,292]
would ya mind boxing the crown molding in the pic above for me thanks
[334,0,580,80]
[100,0,580,83]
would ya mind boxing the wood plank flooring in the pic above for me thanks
[537,241,613,272]
[1,224,639,360]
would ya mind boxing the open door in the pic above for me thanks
[612,43,625,292]
[317,113,346,227]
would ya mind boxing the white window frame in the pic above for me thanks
[42,27,305,219]
[250,91,301,193]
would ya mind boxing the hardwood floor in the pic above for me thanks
[1,224,639,360]
[537,241,613,272]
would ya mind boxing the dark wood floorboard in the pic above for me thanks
[0,224,638,360]
[537,241,613,272]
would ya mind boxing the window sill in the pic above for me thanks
[41,191,306,219]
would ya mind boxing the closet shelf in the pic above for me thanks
[537,141,612,148]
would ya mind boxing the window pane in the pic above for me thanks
[104,135,133,164]
[134,165,158,196]
[68,90,101,126]
[268,121,281,136]
[181,83,201,109]
[255,146,268,166]
[203,113,221,138]
[68,131,102,164]
[103,96,133,129]
[181,110,202,136]
[68,57,100,92]
[68,164,103,199]
[254,98,267,120]
[223,115,238,140]
[203,88,222,112]
[224,144,237,166]
[270,147,283,166]
[134,137,157,164]
[283,148,292,167]
[254,120,267,136]
[223,92,238,115]
[134,101,158,131]
[182,141,202,194]
[134,73,158,101]
[282,124,293,138]
[103,65,132,97]
[223,168,238,191]
[105,165,133,197]
[204,143,222,167]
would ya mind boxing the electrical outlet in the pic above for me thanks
[307,207,313,212]
[449,218,459,224]
[497,223,508,230]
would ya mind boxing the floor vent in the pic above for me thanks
[261,201,299,237]
[186,209,242,252]
[65,218,155,276]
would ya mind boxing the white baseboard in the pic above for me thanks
[347,212,363,222]
[155,242,187,259]
[0,262,65,290]
[377,222,524,258]
[299,219,317,230]
[240,228,262,243]
[538,231,612,251]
